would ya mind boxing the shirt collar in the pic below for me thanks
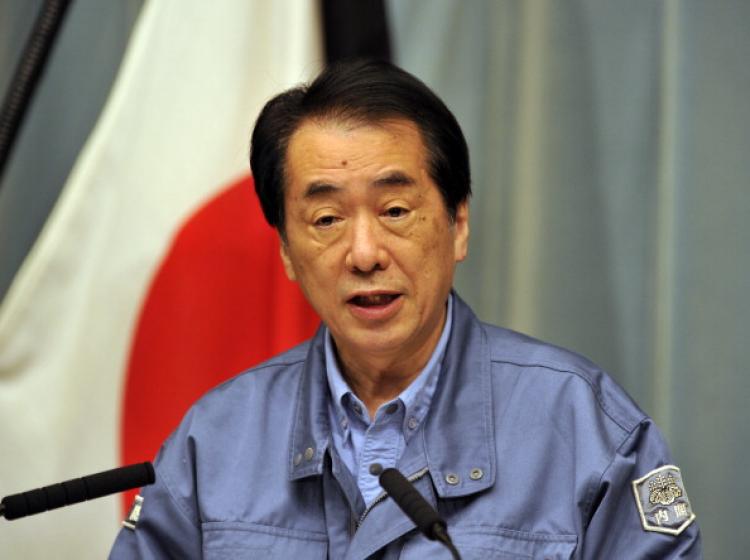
[289,292,496,501]
[324,295,453,433]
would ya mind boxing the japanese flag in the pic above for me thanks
[0,1,321,557]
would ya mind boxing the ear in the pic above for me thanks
[279,241,297,281]
[453,201,470,263]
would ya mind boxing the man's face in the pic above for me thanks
[280,118,469,371]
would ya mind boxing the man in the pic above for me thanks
[111,60,702,558]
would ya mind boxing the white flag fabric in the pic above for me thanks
[0,1,322,557]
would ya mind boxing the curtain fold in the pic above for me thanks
[387,1,750,558]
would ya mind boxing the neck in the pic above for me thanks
[334,313,446,419]
[339,357,422,419]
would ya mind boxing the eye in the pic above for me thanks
[314,214,339,228]
[384,206,409,219]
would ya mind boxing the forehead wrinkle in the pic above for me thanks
[288,119,428,205]
[302,177,415,201]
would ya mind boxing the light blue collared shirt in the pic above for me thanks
[324,295,453,506]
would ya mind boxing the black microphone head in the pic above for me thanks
[379,468,445,540]
[85,462,155,499]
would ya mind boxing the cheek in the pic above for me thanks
[423,215,455,255]
[428,227,459,282]
[291,245,339,289]
[408,232,453,282]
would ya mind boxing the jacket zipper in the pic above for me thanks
[355,466,430,529]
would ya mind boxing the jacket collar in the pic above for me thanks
[288,292,496,501]
[288,328,330,480]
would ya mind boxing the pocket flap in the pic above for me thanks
[202,521,327,559]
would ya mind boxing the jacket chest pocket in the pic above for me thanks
[202,521,327,559]
[398,527,577,560]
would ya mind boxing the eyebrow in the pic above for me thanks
[304,182,340,198]
[372,171,416,188]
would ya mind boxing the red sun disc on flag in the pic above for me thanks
[119,175,319,513]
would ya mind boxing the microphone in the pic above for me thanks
[379,468,461,560]
[1,462,155,521]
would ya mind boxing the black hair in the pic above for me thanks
[249,59,471,236]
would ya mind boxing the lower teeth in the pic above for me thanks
[359,295,394,306]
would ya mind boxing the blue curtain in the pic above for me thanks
[388,1,750,557]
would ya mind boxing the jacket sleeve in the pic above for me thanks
[581,419,703,559]
[109,430,203,558]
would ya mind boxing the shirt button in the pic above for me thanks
[340,417,348,429]
[384,403,398,415]
[304,447,315,461]
[445,473,460,485]
[470,468,484,480]
[407,417,418,430]
[369,463,383,476]
[293,453,303,466]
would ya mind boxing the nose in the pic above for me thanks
[344,215,390,273]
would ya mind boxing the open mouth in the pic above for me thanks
[348,293,401,307]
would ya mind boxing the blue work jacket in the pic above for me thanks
[110,294,702,558]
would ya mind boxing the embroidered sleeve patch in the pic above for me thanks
[122,495,144,530]
[632,465,696,535]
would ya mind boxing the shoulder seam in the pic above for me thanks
[218,357,307,386]
[197,359,306,397]
[246,357,306,372]
[489,357,639,434]
[581,420,646,522]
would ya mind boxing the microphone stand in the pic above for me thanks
[379,468,462,559]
